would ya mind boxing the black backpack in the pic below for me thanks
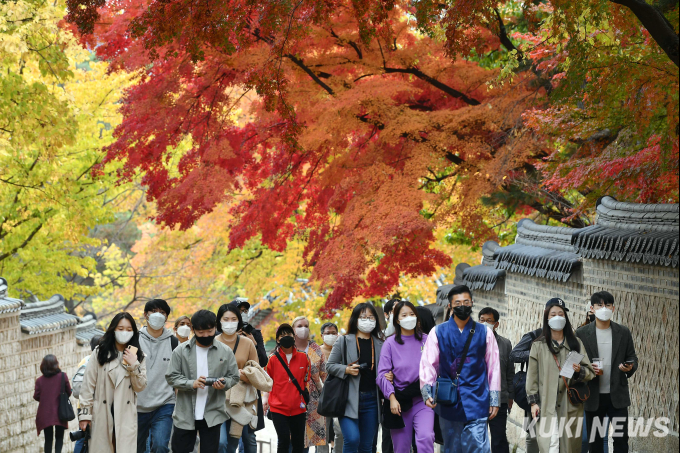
[513,362,531,412]
[513,330,538,412]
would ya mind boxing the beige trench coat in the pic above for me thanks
[79,349,147,453]
[526,338,594,453]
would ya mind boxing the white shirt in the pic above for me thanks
[194,345,210,420]
[286,353,293,362]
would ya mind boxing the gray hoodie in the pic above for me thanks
[137,326,177,413]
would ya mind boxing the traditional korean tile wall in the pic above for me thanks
[583,259,679,452]
[0,309,90,453]
[468,259,679,453]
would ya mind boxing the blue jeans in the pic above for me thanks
[582,410,609,453]
[339,391,379,453]
[219,419,257,453]
[74,438,85,453]
[137,403,175,453]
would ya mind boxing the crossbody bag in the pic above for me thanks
[435,321,476,406]
[274,351,311,406]
[552,354,590,406]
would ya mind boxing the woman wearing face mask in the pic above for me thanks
[174,316,193,343]
[263,324,311,453]
[377,301,433,453]
[319,322,340,453]
[215,304,269,453]
[291,316,327,453]
[78,312,147,453]
[320,322,339,361]
[527,298,595,453]
[326,303,385,453]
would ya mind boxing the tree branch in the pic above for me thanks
[285,54,335,95]
[611,0,679,66]
[383,66,481,106]
[0,221,45,262]
[494,8,523,59]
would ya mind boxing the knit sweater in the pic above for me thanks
[216,334,258,369]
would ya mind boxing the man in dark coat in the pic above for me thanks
[576,291,638,453]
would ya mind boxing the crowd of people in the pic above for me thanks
[32,286,638,453]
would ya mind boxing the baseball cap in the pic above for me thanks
[545,297,569,311]
[232,297,250,310]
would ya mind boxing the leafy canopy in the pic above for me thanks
[65,0,678,309]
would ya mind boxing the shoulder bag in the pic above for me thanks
[552,354,590,405]
[274,351,310,406]
[317,336,351,417]
[58,372,76,422]
[434,321,476,406]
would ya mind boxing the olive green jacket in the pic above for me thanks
[166,337,240,429]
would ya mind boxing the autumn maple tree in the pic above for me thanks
[65,0,678,309]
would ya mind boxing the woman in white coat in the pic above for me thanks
[79,312,147,452]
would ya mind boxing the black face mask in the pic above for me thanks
[588,313,595,323]
[279,336,295,349]
[453,305,473,320]
[195,334,215,346]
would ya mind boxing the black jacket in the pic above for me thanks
[495,332,515,404]
[575,321,638,411]
[249,327,268,367]
[382,380,422,429]
[510,328,542,364]
[246,326,268,431]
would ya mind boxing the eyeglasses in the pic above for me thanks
[451,300,473,306]
[359,316,376,322]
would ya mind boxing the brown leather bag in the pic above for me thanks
[553,354,591,406]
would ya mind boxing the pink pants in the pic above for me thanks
[390,397,435,453]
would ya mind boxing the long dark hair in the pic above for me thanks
[535,307,580,355]
[393,301,423,345]
[97,312,144,366]
[215,303,243,333]
[40,354,61,377]
[347,303,385,340]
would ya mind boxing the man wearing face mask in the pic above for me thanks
[234,299,269,367]
[137,299,180,453]
[420,285,501,453]
[478,307,514,453]
[576,291,638,453]
[166,310,240,453]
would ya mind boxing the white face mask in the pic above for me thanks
[176,325,191,338]
[484,322,497,331]
[115,330,134,345]
[384,313,395,336]
[399,316,418,331]
[548,316,567,331]
[323,334,338,346]
[241,312,250,323]
[147,312,166,330]
[595,307,613,321]
[221,321,239,335]
[358,319,376,333]
[295,327,310,340]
